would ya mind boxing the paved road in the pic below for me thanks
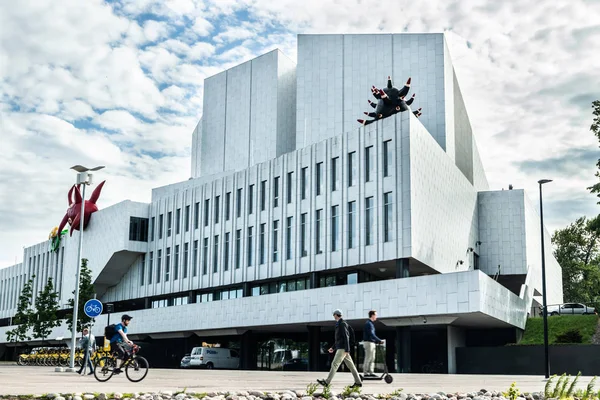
[0,365,591,396]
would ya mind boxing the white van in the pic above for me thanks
[182,347,240,369]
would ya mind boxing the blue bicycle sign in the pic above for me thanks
[84,299,103,318]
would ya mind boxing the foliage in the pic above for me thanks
[545,375,557,399]
[555,329,584,344]
[567,372,581,398]
[545,373,586,400]
[519,315,597,345]
[588,100,600,203]
[552,216,600,307]
[341,384,362,397]
[322,384,332,399]
[6,275,36,343]
[306,383,318,397]
[377,389,404,399]
[503,383,520,400]
[65,258,96,333]
[32,277,61,341]
[583,377,597,400]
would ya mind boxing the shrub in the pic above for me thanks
[555,329,584,344]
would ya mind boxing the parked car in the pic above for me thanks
[180,347,240,369]
[546,303,596,316]
[282,357,308,371]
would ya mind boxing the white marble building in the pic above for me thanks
[0,33,562,373]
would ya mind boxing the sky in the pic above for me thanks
[0,0,599,269]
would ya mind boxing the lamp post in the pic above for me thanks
[68,165,105,371]
[538,178,552,379]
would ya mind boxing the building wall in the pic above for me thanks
[191,119,202,178]
[0,262,24,319]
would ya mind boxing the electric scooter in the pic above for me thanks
[359,344,393,384]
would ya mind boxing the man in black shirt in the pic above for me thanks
[363,310,385,376]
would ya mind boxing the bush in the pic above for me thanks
[555,329,584,344]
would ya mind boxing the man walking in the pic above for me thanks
[317,309,362,388]
[363,310,385,376]
[77,327,95,375]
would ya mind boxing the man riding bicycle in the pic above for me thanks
[110,314,134,374]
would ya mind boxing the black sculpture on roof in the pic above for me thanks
[357,76,422,126]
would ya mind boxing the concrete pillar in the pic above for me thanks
[447,326,465,374]
[240,330,257,370]
[395,326,411,372]
[243,282,251,297]
[308,326,321,371]
[395,259,409,278]
[310,272,319,289]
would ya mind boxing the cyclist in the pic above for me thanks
[109,314,134,374]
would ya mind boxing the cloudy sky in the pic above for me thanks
[1,0,599,269]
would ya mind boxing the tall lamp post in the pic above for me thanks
[68,165,105,371]
[538,178,552,379]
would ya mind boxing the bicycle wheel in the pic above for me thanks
[94,356,117,382]
[125,356,149,382]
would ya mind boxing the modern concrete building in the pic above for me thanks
[0,33,562,373]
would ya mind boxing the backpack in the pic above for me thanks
[104,324,117,340]
[347,324,356,347]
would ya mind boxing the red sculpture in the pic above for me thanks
[57,181,106,236]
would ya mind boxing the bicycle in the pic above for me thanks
[93,344,149,382]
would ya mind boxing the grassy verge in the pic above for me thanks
[518,315,598,345]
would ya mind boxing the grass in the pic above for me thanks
[518,315,598,345]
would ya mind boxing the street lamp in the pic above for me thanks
[538,178,552,379]
[68,165,105,371]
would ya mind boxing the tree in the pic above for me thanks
[552,216,600,305]
[588,100,600,203]
[6,276,36,343]
[32,277,61,342]
[65,258,96,333]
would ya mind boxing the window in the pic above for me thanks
[204,199,210,226]
[287,172,293,203]
[348,272,358,285]
[203,238,209,275]
[273,177,280,207]
[165,247,171,281]
[300,213,308,257]
[193,240,198,277]
[331,157,339,191]
[315,209,323,254]
[148,252,153,284]
[167,211,172,237]
[247,227,254,266]
[273,220,279,262]
[365,196,374,245]
[235,229,241,269]
[348,152,356,187]
[224,232,230,271]
[236,188,242,218]
[384,192,393,242]
[474,253,480,270]
[248,185,254,214]
[331,205,339,251]
[129,217,149,242]
[140,255,145,286]
[151,216,155,241]
[157,249,162,283]
[348,201,356,248]
[183,242,189,279]
[316,162,323,195]
[213,235,219,273]
[383,140,392,177]
[365,146,374,182]
[286,217,293,260]
[176,208,181,234]
[259,223,266,264]
[214,195,220,224]
[194,202,199,229]
[301,167,307,199]
[225,192,231,221]
[159,214,164,239]
[261,180,267,211]
[174,245,180,280]
[185,205,190,232]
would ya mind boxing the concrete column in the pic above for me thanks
[240,330,257,370]
[243,282,251,297]
[308,326,321,371]
[395,259,409,278]
[395,326,411,372]
[447,326,465,374]
[310,272,319,289]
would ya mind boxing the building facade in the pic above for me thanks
[0,33,562,374]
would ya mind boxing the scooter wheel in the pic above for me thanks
[384,374,393,384]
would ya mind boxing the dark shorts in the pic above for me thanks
[114,342,132,360]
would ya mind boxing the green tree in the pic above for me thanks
[588,100,600,203]
[552,216,600,305]
[32,277,61,342]
[6,275,36,343]
[65,258,96,333]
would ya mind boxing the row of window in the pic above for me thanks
[150,140,395,241]
[139,192,395,286]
